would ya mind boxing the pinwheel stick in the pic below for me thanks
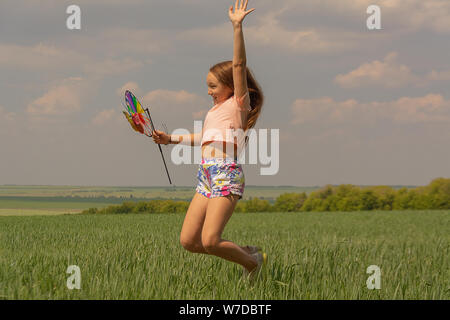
[145,108,173,185]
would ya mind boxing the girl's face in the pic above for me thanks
[207,72,233,105]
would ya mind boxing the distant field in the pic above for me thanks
[0,185,197,200]
[0,185,319,216]
[0,209,80,216]
[0,197,117,209]
[0,185,420,216]
[0,196,119,216]
[1,210,448,299]
[0,185,318,200]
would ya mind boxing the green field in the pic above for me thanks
[1,210,448,299]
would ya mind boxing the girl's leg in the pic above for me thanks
[180,192,257,255]
[201,194,257,273]
[180,192,210,254]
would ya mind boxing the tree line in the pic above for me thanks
[81,178,449,214]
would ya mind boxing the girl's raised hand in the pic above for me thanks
[229,0,255,27]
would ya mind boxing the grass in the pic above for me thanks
[1,210,449,299]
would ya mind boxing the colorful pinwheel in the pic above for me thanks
[123,90,153,137]
[122,90,173,185]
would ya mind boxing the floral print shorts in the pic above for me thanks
[196,158,245,199]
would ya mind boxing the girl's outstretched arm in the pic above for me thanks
[228,0,255,100]
[153,130,201,147]
[170,132,201,146]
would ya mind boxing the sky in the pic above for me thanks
[0,0,449,187]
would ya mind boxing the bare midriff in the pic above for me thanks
[201,141,238,159]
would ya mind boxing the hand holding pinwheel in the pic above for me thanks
[152,130,170,145]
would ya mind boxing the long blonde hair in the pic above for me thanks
[209,61,264,131]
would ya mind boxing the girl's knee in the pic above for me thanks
[201,235,220,253]
[180,236,202,253]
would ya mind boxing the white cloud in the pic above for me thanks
[279,0,450,34]
[334,52,420,88]
[392,94,450,124]
[334,52,450,88]
[248,24,362,55]
[0,42,148,78]
[26,77,86,116]
[291,93,450,126]
[398,0,450,34]
[0,43,88,71]
[92,109,122,126]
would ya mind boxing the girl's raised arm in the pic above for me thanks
[228,0,255,100]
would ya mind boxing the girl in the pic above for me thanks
[152,0,266,281]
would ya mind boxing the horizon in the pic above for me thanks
[0,183,423,188]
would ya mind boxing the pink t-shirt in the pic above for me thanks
[201,91,252,148]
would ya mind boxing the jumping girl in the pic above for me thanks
[152,0,266,281]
